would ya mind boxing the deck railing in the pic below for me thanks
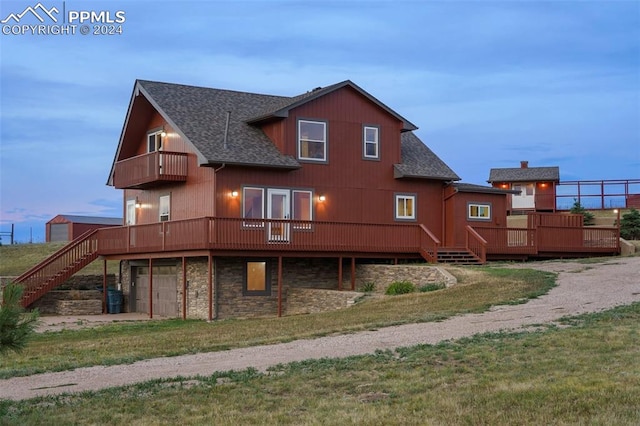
[475,226,619,255]
[418,224,440,263]
[112,151,188,189]
[97,217,427,256]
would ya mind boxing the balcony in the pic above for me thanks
[113,151,188,189]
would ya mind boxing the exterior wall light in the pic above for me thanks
[318,195,326,202]
[231,191,239,198]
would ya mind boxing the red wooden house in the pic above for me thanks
[15,80,619,319]
[488,161,560,214]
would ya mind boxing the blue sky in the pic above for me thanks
[1,0,639,243]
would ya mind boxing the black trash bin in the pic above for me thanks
[107,289,123,314]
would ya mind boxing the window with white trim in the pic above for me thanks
[468,203,491,220]
[363,126,379,159]
[159,195,170,222]
[298,120,326,161]
[395,194,416,220]
[147,130,163,152]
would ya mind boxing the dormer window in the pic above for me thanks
[298,120,327,162]
[147,129,164,152]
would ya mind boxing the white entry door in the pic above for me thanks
[267,189,290,242]
[512,183,535,209]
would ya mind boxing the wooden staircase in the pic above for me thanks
[437,247,483,265]
[14,230,100,308]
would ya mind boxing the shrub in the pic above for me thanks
[385,281,415,295]
[360,282,376,293]
[620,208,640,240]
[570,199,595,225]
[0,283,40,355]
[419,283,445,292]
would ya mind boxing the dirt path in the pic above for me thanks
[2,257,639,401]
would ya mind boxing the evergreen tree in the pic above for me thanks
[570,199,595,226]
[620,208,640,240]
[0,283,40,355]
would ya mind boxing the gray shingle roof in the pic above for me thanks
[134,80,456,180]
[138,80,300,169]
[452,183,519,195]
[52,215,123,225]
[488,166,560,183]
[394,132,460,181]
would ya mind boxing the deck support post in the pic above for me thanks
[148,258,153,319]
[350,257,356,291]
[338,256,343,291]
[277,256,283,317]
[208,252,213,321]
[182,257,187,320]
[102,258,107,314]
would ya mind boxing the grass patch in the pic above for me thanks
[2,303,638,425]
[0,243,119,277]
[0,267,556,379]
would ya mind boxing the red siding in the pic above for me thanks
[444,191,508,247]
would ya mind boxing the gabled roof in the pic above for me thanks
[109,79,457,183]
[48,215,123,225]
[394,132,460,181]
[452,183,520,195]
[247,80,418,131]
[488,166,560,183]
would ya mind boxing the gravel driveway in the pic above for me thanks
[2,257,639,401]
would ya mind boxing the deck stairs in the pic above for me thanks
[14,230,100,307]
[437,247,483,265]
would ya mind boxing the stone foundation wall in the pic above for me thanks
[285,288,362,316]
[353,264,456,294]
[55,299,103,315]
[31,290,104,314]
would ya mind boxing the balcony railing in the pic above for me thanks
[112,151,188,189]
[97,217,427,256]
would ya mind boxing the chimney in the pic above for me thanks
[520,161,529,169]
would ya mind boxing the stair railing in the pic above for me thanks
[419,224,440,263]
[465,226,487,264]
[14,230,100,307]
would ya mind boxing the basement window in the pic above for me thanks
[244,260,271,296]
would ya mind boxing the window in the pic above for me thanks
[292,190,313,229]
[363,126,379,159]
[298,120,327,161]
[159,195,170,222]
[395,194,416,220]
[468,203,491,220]
[147,130,163,152]
[244,260,271,295]
[243,187,264,227]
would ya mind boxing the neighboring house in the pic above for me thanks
[488,161,560,214]
[46,215,123,242]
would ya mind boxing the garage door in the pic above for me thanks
[49,223,69,242]
[132,265,178,317]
